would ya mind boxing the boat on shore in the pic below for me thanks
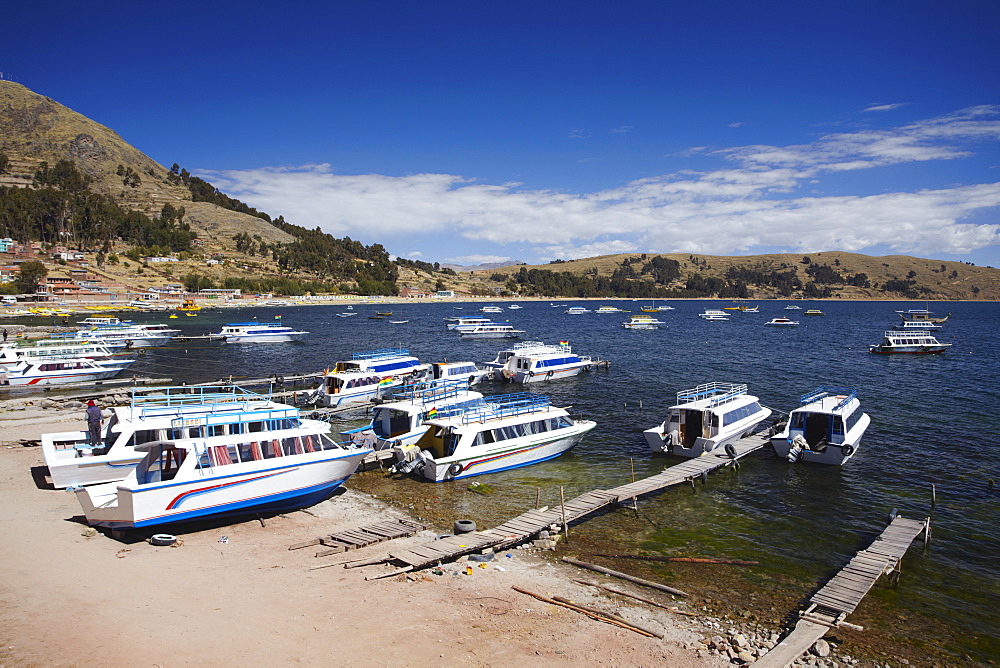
[70,405,370,529]
[209,322,309,343]
[643,382,772,458]
[869,331,951,354]
[392,393,596,481]
[484,341,593,383]
[770,387,871,465]
[42,385,309,488]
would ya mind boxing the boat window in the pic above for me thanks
[247,421,264,433]
[473,430,496,447]
[238,441,256,462]
[208,424,227,437]
[830,417,846,444]
[130,429,161,447]
[557,416,574,428]
[844,406,863,433]
[260,439,283,458]
[318,433,338,450]
[668,413,680,423]
[721,401,762,427]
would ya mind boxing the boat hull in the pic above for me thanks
[224,332,308,343]
[770,434,863,465]
[507,363,589,383]
[869,345,948,354]
[75,450,369,529]
[643,416,770,458]
[420,422,595,482]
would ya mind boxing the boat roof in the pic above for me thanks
[126,385,275,418]
[675,382,750,408]
[384,379,478,406]
[352,347,411,360]
[428,392,553,425]
[798,387,857,411]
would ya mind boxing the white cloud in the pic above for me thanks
[199,106,1000,264]
[728,122,743,128]
[568,128,592,139]
[863,103,907,112]
[611,125,634,134]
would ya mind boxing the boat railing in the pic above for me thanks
[800,387,857,411]
[429,393,551,424]
[677,382,748,406]
[388,379,470,405]
[353,347,409,360]
[131,385,270,417]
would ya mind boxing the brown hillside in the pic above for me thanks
[0,80,294,248]
[485,250,1000,300]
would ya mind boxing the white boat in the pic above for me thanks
[564,306,592,314]
[209,322,309,343]
[507,304,523,310]
[622,314,665,329]
[770,388,871,465]
[764,317,799,327]
[698,309,729,321]
[43,386,299,488]
[0,340,127,368]
[72,323,180,347]
[70,403,370,529]
[895,308,949,324]
[129,300,168,311]
[643,382,772,458]
[429,360,489,385]
[458,323,525,339]
[483,341,592,383]
[445,316,493,331]
[742,305,760,313]
[481,305,504,313]
[341,379,484,451]
[892,320,942,332]
[0,355,135,387]
[78,316,130,327]
[336,312,359,318]
[392,393,596,481]
[594,305,626,314]
[869,331,951,354]
[784,305,802,310]
[264,299,291,306]
[310,348,430,408]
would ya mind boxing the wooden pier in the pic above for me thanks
[359,431,772,578]
[753,514,930,667]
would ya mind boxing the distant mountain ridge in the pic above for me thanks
[442,260,523,272]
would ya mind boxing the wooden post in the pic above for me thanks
[931,483,936,508]
[560,486,569,544]
[629,458,638,515]
[535,487,541,510]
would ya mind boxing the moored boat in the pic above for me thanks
[594,305,626,314]
[643,382,772,457]
[770,387,870,465]
[564,306,592,315]
[429,360,489,385]
[484,340,593,383]
[622,314,665,329]
[698,309,729,321]
[892,320,942,332]
[309,348,430,408]
[0,355,135,386]
[803,309,825,316]
[896,308,949,324]
[458,323,524,339]
[392,393,596,481]
[764,317,799,327]
[869,331,951,354]
[71,322,180,347]
[209,322,309,343]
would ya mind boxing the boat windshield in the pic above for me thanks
[372,408,412,438]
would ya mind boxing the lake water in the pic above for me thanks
[57,300,1000,661]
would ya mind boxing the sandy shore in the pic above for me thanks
[0,405,725,667]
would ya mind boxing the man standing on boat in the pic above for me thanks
[85,400,103,448]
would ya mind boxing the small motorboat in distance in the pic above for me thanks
[770,387,870,465]
[803,309,825,316]
[896,308,950,324]
[784,304,802,310]
[764,317,799,327]
[458,323,524,339]
[565,306,592,315]
[869,331,951,354]
[698,309,729,321]
[644,382,771,458]
[594,305,626,314]
[892,320,942,332]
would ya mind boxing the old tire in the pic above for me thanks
[454,519,477,534]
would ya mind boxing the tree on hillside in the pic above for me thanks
[0,150,8,174]
[15,260,47,294]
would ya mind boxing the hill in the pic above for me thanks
[480,250,1000,300]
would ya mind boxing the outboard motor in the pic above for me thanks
[787,434,808,463]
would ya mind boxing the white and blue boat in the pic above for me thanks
[71,411,370,529]
[210,322,309,343]
[770,388,871,465]
[311,348,430,408]
[644,382,771,457]
[445,316,493,331]
[393,393,595,482]
[1,355,135,387]
[43,385,310,488]
[484,341,593,383]
[341,379,483,451]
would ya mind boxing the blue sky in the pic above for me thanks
[4,1,1000,266]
